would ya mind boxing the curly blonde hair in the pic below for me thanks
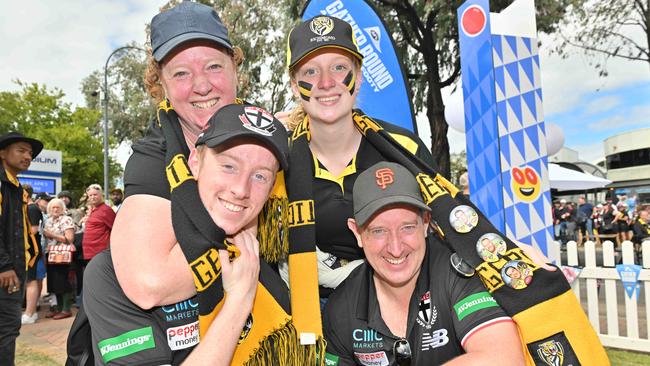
[144,45,245,103]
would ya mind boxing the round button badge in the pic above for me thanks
[449,205,479,233]
[501,260,533,290]
[476,233,507,262]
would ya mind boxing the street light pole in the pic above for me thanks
[102,45,145,200]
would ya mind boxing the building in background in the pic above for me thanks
[604,128,650,205]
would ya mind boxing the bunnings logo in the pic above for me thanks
[98,326,155,362]
[453,292,498,321]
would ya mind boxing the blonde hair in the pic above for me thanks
[144,45,245,103]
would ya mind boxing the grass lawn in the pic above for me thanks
[606,348,650,366]
[16,346,59,366]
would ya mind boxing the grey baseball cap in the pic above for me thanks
[196,104,289,171]
[353,162,431,227]
[151,1,232,62]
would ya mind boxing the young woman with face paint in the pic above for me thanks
[283,15,437,299]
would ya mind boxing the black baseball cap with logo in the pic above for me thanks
[352,162,431,227]
[196,104,289,171]
[151,1,232,62]
[287,15,364,70]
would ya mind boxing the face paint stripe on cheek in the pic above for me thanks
[298,81,313,101]
[343,70,355,95]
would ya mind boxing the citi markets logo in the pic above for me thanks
[162,298,199,322]
[352,328,383,349]
[98,327,155,363]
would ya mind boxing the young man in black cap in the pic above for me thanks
[323,162,523,366]
[0,132,43,366]
[76,104,294,365]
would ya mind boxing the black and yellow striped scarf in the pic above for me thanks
[157,100,317,365]
[0,166,39,270]
[348,110,608,365]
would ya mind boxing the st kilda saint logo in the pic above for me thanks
[310,16,334,36]
[375,167,394,190]
[239,106,276,136]
[417,291,438,329]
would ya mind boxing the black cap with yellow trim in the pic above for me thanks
[287,15,363,70]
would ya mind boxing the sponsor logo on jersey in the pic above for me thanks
[453,291,499,321]
[354,351,389,366]
[421,328,449,351]
[324,352,340,366]
[161,298,199,323]
[98,326,155,363]
[352,328,384,349]
[166,321,199,350]
[416,291,438,329]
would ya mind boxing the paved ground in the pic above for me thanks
[16,305,76,364]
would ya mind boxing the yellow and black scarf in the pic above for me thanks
[158,101,318,365]
[344,110,608,365]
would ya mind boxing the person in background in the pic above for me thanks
[109,188,123,212]
[81,184,115,264]
[577,196,593,244]
[632,209,650,244]
[43,198,76,320]
[21,185,45,325]
[57,190,82,229]
[0,132,42,366]
[614,202,632,243]
[458,171,470,199]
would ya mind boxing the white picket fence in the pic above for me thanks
[546,239,650,352]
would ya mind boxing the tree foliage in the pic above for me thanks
[555,0,649,76]
[0,81,120,201]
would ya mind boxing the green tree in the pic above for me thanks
[0,81,120,200]
[450,150,467,186]
[555,0,649,76]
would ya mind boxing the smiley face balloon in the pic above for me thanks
[511,166,540,202]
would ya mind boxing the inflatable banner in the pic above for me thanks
[458,0,554,254]
[303,0,417,132]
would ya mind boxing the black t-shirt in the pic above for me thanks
[313,121,435,261]
[323,238,510,366]
[124,119,170,200]
[27,203,42,247]
[84,250,198,365]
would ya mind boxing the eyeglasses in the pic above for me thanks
[393,338,412,366]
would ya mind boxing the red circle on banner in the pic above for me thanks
[461,5,486,37]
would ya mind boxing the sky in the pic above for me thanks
[2,0,649,167]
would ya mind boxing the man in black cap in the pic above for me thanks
[73,104,293,365]
[0,132,43,366]
[323,162,523,366]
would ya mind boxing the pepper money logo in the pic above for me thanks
[511,166,540,202]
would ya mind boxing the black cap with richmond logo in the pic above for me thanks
[286,15,364,70]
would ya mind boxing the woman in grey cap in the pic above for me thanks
[111,2,245,310]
